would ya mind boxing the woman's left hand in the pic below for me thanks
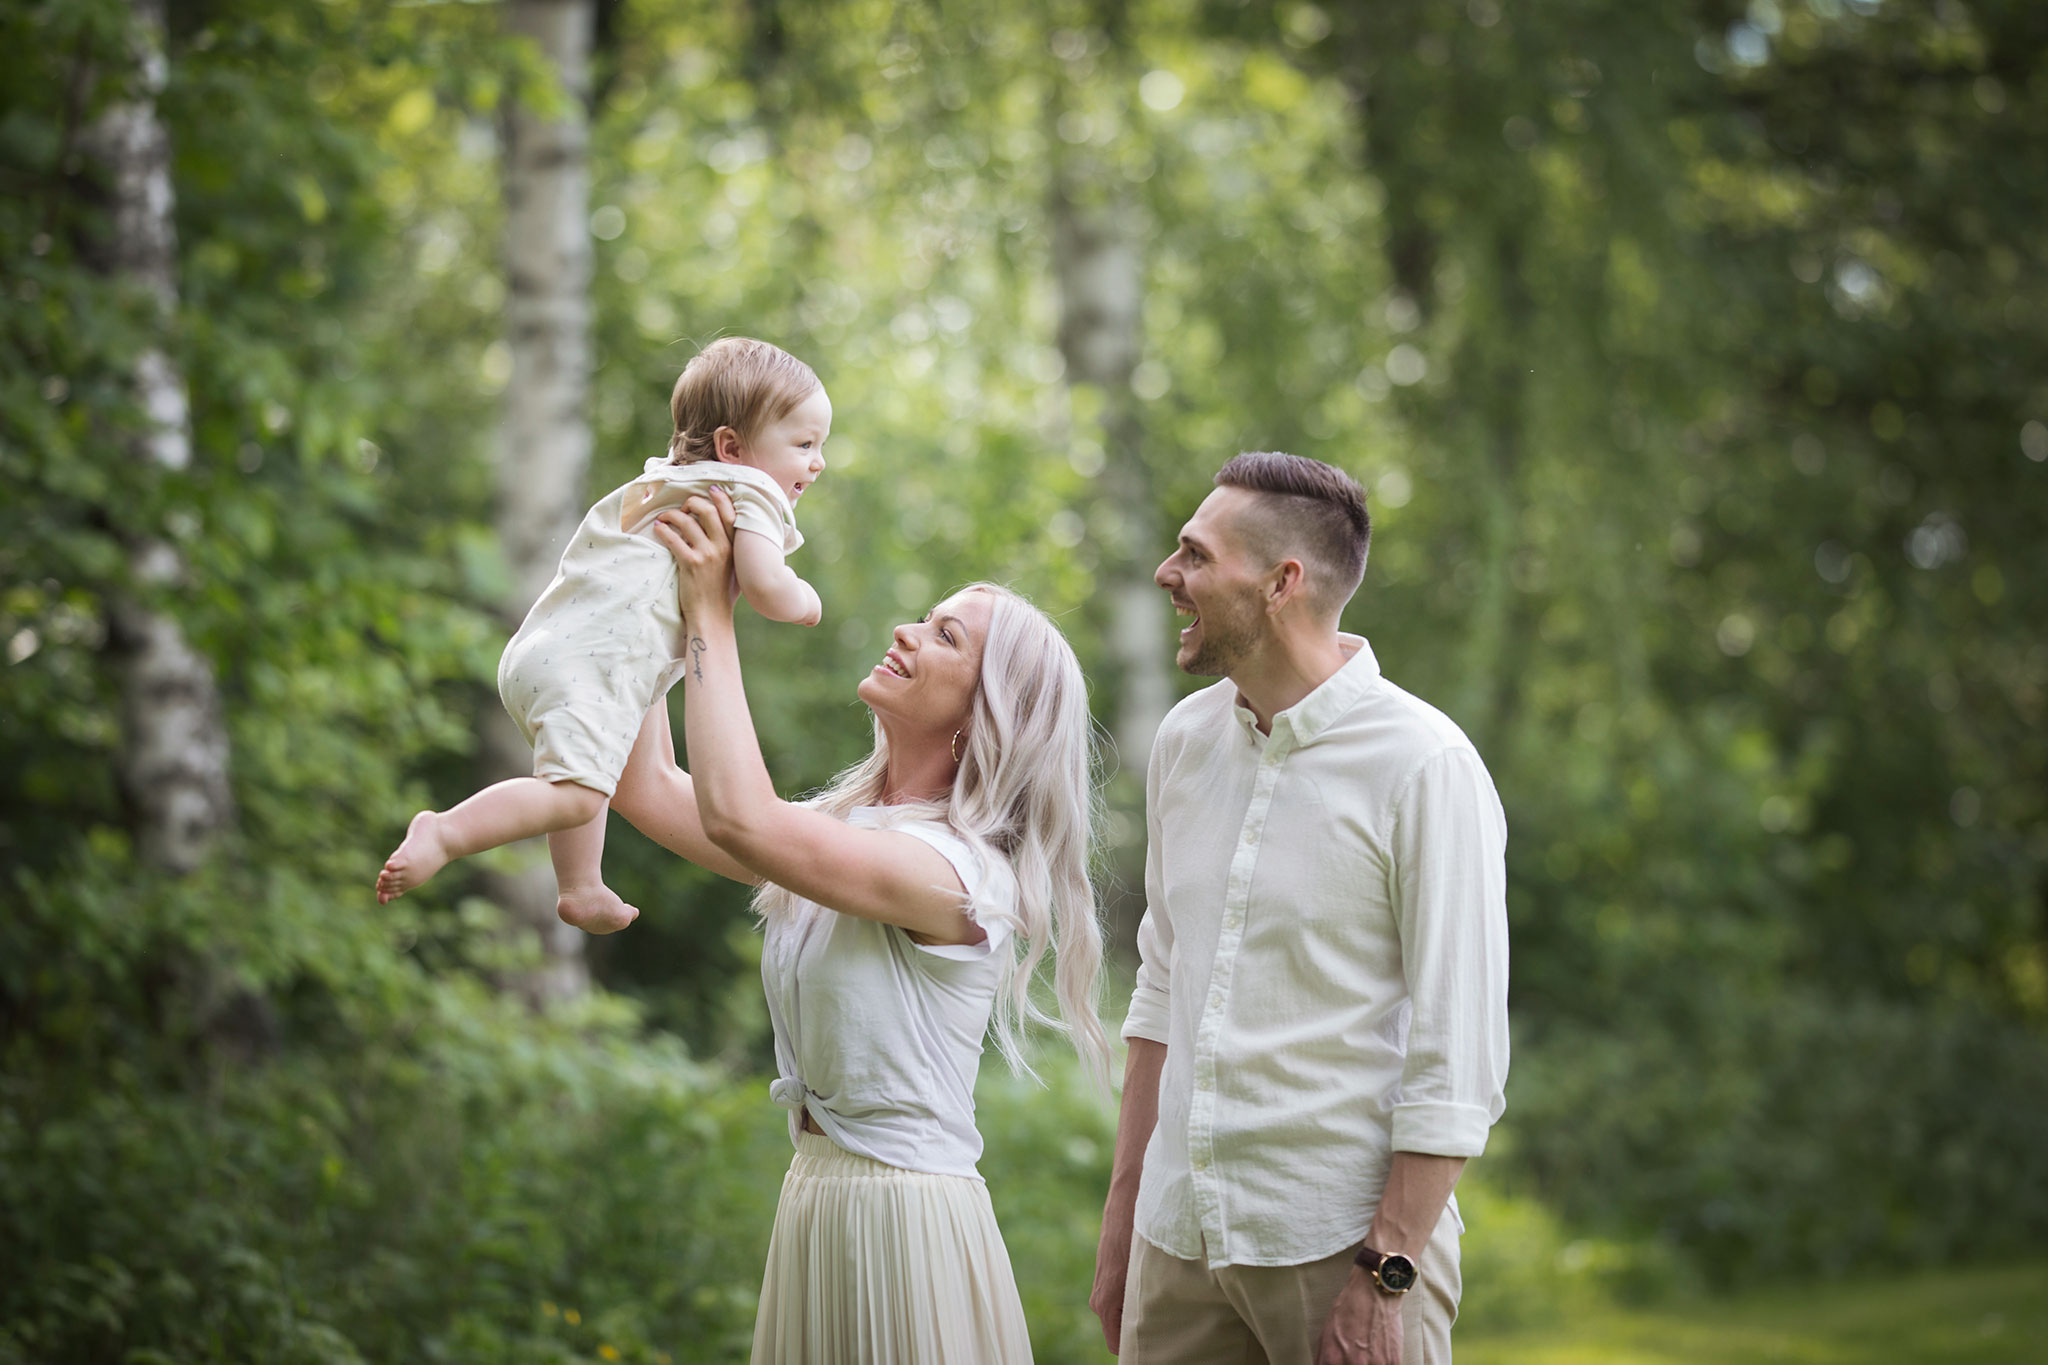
[650,487,738,623]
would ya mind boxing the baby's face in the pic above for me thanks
[735,387,831,506]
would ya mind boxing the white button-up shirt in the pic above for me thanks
[1123,636,1509,1267]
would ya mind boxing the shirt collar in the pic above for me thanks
[1230,634,1381,746]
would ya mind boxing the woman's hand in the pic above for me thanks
[649,486,738,624]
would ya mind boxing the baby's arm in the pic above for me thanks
[732,530,822,626]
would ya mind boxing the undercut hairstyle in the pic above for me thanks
[1214,451,1371,616]
[667,336,821,464]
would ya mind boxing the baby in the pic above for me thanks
[376,337,828,931]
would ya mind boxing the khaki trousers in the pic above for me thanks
[1120,1205,1461,1365]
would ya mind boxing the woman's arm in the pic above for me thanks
[651,498,986,947]
[609,700,762,886]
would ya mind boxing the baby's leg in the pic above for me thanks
[550,805,639,934]
[377,776,606,903]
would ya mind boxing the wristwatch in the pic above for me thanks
[1353,1245,1418,1295]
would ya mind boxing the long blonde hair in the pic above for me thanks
[751,584,1113,1090]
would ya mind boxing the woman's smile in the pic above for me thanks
[857,591,991,732]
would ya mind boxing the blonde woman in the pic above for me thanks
[609,489,1111,1364]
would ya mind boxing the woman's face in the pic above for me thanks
[858,588,992,735]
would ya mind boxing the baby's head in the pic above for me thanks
[669,337,831,506]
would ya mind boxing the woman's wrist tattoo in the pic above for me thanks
[689,635,707,684]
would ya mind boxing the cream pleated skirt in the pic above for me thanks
[750,1133,1034,1365]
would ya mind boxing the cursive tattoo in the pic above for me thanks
[689,634,707,684]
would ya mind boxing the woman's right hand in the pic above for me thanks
[649,486,738,623]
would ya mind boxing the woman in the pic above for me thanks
[609,489,1111,1364]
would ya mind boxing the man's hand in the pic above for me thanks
[1089,1199,1134,1354]
[1319,1150,1461,1363]
[1315,1268,1402,1365]
[1091,1037,1166,1356]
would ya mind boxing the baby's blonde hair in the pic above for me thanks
[668,337,821,464]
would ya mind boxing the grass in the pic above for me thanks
[1014,1255,2048,1365]
[1458,1261,2048,1365]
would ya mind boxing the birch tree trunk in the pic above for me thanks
[1052,178,1171,954]
[1053,188,1170,767]
[85,0,234,875]
[485,0,596,1006]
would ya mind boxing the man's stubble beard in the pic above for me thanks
[1178,590,1264,678]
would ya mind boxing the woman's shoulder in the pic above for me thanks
[849,809,1017,905]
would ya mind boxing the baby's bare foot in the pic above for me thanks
[557,884,640,935]
[377,810,451,904]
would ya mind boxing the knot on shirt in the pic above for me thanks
[767,1076,812,1112]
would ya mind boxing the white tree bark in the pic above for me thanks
[1052,187,1173,787]
[1052,180,1172,958]
[501,0,596,615]
[487,0,597,1005]
[87,0,234,874]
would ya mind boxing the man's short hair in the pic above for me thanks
[1213,451,1371,615]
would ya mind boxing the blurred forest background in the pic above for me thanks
[4,0,2047,1360]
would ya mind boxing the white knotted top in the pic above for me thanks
[759,808,1016,1180]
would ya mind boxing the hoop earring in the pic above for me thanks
[951,730,964,764]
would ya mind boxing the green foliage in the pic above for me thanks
[3,0,2046,1354]
[2,939,788,1363]
[1510,994,2048,1285]
[978,1061,1122,1364]
[1455,1171,1694,1331]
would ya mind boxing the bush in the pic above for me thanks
[1507,991,2048,1285]
[977,1058,1120,1364]
[1,936,791,1365]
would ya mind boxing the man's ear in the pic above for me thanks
[712,426,744,462]
[1265,557,1308,615]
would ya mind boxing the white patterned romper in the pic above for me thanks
[495,459,800,795]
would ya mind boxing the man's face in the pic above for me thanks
[1155,487,1272,678]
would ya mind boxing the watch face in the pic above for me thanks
[1377,1253,1418,1292]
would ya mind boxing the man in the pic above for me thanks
[1091,452,1509,1365]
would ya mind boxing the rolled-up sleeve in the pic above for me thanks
[1388,746,1510,1157]
[1122,734,1175,1044]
